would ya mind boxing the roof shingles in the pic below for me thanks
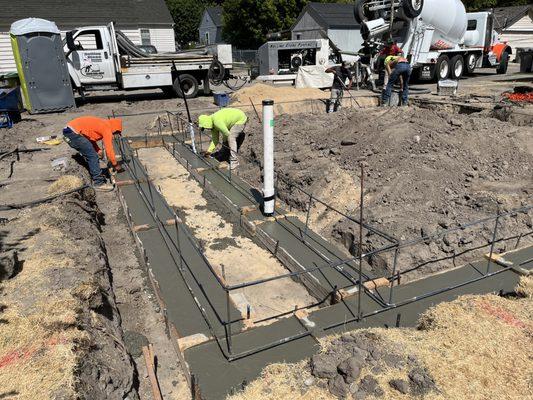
[0,0,173,31]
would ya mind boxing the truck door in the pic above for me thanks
[67,28,116,84]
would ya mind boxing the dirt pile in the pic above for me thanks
[238,105,533,280]
[231,83,327,108]
[228,292,533,400]
[0,185,136,399]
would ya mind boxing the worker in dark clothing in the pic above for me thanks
[382,55,412,106]
[63,116,123,191]
[377,38,403,87]
[325,61,353,113]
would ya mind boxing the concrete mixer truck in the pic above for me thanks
[355,0,512,81]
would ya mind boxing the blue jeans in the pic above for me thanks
[383,62,412,105]
[63,127,106,185]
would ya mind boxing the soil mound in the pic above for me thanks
[238,105,533,280]
[231,83,327,107]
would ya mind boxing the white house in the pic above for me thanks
[0,0,176,74]
[493,5,533,60]
[291,3,363,57]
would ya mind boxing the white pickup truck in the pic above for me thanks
[64,22,232,98]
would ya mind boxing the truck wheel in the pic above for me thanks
[465,53,477,75]
[403,0,424,18]
[497,52,509,75]
[435,55,450,81]
[162,86,176,98]
[354,0,368,23]
[203,77,211,96]
[450,55,464,79]
[174,74,199,98]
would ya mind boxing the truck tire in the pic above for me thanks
[174,74,199,98]
[354,0,368,23]
[162,86,176,98]
[465,53,477,75]
[435,55,451,81]
[497,51,509,75]
[403,0,424,18]
[450,55,464,79]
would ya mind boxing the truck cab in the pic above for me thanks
[65,23,121,89]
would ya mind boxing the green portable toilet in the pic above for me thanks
[10,18,75,113]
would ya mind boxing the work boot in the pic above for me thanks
[94,182,115,192]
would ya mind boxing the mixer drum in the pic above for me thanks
[419,0,467,49]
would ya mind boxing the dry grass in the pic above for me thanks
[0,299,89,400]
[516,275,533,298]
[47,175,83,195]
[228,362,334,400]
[229,293,533,400]
[0,204,90,400]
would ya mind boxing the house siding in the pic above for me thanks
[149,28,176,52]
[328,28,363,54]
[0,28,172,74]
[198,10,223,44]
[291,12,323,40]
[500,15,533,58]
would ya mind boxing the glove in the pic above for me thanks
[201,151,212,158]
[114,164,124,173]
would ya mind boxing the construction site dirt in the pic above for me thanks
[237,104,533,282]
[1,65,532,400]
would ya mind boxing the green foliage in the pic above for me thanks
[462,0,531,10]
[222,0,353,49]
[165,0,215,45]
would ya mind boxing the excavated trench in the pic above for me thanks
[113,132,532,400]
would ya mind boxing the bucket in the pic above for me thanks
[213,92,230,107]
[519,50,533,73]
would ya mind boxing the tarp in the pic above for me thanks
[295,65,334,89]
[10,18,60,36]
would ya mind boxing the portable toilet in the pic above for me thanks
[10,18,75,113]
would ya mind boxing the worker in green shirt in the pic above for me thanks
[198,108,248,170]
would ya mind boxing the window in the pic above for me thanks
[74,30,103,50]
[140,29,151,45]
[467,20,477,31]
[296,33,302,40]
[205,31,210,44]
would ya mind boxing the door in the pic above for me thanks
[68,28,116,84]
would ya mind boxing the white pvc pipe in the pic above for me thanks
[262,99,275,216]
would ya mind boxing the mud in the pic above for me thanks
[237,105,533,281]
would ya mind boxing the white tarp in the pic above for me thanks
[295,65,334,89]
[10,18,60,36]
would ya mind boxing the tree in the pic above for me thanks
[165,0,215,45]
[222,0,353,49]
[462,0,530,10]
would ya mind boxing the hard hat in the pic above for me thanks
[198,115,213,130]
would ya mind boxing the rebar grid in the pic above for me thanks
[114,111,533,362]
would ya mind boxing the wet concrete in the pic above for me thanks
[115,137,532,400]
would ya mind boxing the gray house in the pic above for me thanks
[291,3,363,56]
[199,6,224,45]
[0,0,175,73]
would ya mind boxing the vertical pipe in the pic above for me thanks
[303,194,313,240]
[226,289,232,354]
[357,164,364,321]
[388,247,399,304]
[262,99,275,216]
[486,211,500,275]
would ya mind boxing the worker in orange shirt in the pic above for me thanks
[63,116,123,191]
